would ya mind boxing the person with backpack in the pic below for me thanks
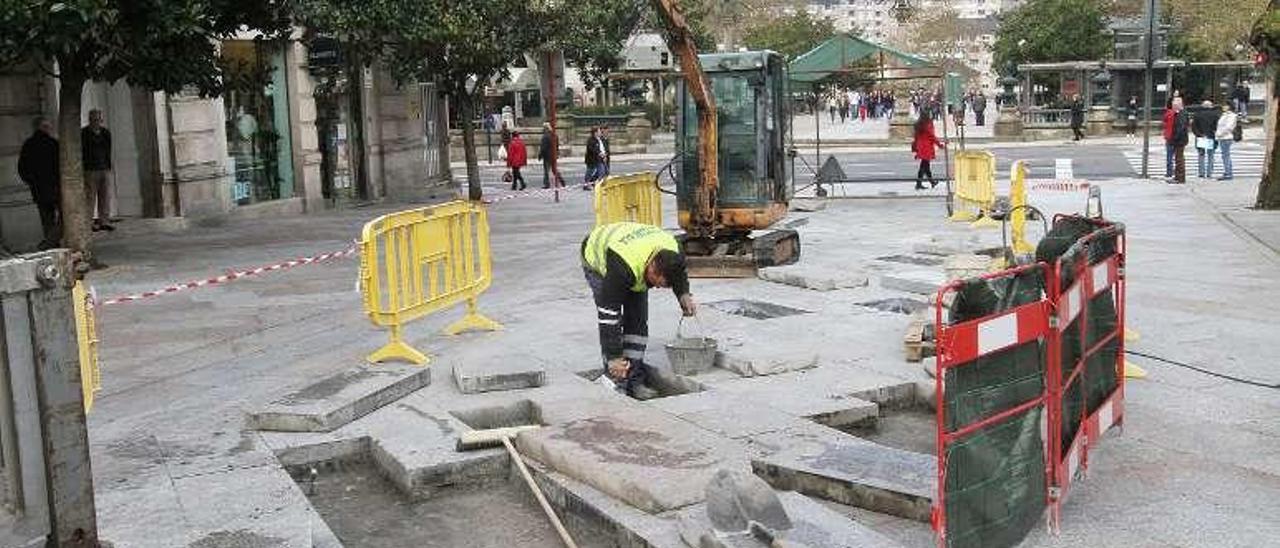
[911,114,946,190]
[1192,100,1221,178]
[1214,103,1240,181]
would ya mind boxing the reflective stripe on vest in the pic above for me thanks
[583,222,679,292]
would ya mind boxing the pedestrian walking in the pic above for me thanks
[1070,95,1086,141]
[911,115,945,190]
[538,122,564,189]
[1168,98,1189,184]
[583,126,607,190]
[1214,103,1239,181]
[839,97,849,123]
[1233,82,1250,122]
[1192,100,1220,178]
[1125,96,1138,137]
[82,109,114,231]
[828,96,837,124]
[506,131,528,190]
[972,93,987,126]
[18,117,61,249]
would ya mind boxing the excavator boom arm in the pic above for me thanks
[651,0,717,236]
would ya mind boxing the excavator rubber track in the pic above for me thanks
[683,229,801,278]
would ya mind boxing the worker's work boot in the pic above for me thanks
[633,385,659,401]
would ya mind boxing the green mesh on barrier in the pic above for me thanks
[944,407,1046,548]
[1085,289,1120,412]
[1036,216,1122,458]
[942,270,1047,548]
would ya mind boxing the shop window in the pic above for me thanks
[220,40,294,206]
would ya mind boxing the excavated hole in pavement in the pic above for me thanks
[838,395,937,456]
[287,441,614,547]
[705,299,812,320]
[855,297,930,315]
[451,399,544,430]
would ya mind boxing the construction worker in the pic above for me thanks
[582,222,696,397]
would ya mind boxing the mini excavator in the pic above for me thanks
[653,0,801,277]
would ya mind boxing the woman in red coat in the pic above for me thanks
[507,131,528,190]
[911,115,946,190]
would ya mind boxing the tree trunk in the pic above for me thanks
[56,74,92,258]
[653,0,718,236]
[347,55,370,201]
[1257,69,1280,209]
[458,92,482,201]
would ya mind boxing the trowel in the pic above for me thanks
[679,470,811,548]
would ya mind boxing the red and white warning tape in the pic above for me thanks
[1029,181,1092,192]
[99,185,573,307]
[481,185,578,204]
[98,244,358,307]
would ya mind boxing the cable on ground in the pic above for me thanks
[1124,349,1280,389]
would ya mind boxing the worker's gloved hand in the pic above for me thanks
[607,357,631,380]
[679,294,698,317]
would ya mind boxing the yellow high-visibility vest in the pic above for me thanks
[583,222,679,292]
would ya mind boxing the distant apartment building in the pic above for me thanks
[801,1,1024,91]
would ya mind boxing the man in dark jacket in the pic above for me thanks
[538,122,564,189]
[1070,95,1086,141]
[18,117,61,249]
[1168,98,1190,184]
[1192,100,1221,178]
[82,109,114,231]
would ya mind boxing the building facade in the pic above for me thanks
[0,36,450,251]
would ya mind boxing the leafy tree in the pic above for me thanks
[0,1,289,259]
[1165,0,1268,61]
[992,0,1112,75]
[300,0,550,201]
[742,9,836,58]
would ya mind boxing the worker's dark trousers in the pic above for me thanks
[583,268,650,396]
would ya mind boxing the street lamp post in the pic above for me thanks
[1140,0,1157,179]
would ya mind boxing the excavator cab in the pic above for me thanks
[675,51,800,276]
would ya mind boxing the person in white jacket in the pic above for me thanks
[1214,104,1239,181]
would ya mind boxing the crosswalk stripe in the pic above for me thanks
[1121,143,1265,178]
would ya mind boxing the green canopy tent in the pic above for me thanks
[789,33,938,91]
[787,33,956,194]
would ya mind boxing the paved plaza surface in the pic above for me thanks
[82,150,1280,546]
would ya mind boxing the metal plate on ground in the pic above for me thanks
[856,298,929,315]
[875,254,945,267]
[705,299,812,320]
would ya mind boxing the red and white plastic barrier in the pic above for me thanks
[932,215,1127,546]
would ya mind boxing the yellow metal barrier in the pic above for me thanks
[1009,160,1034,255]
[950,150,998,228]
[72,281,100,412]
[593,172,662,227]
[360,200,502,365]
